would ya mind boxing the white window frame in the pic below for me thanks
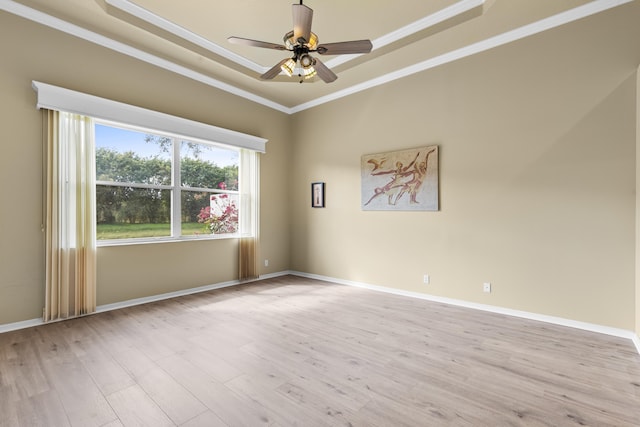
[95,120,242,244]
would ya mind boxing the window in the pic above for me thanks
[95,122,243,241]
[33,81,265,248]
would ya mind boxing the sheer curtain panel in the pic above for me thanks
[44,110,97,322]
[238,149,259,281]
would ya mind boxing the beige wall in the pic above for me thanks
[0,12,291,324]
[1,5,639,334]
[290,10,638,330]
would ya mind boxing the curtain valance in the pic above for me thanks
[32,81,267,153]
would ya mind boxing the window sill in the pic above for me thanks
[97,233,240,247]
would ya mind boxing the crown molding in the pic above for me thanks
[327,0,485,69]
[289,0,633,113]
[104,0,486,75]
[0,0,290,113]
[0,0,633,114]
[105,0,265,74]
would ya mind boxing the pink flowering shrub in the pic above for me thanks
[197,182,238,234]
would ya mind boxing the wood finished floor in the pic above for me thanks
[1,275,639,426]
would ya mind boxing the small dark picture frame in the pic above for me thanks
[311,182,325,208]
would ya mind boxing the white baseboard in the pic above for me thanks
[288,270,640,356]
[95,279,242,313]
[632,334,640,355]
[0,318,44,334]
[2,270,639,357]
[256,271,290,280]
[0,276,260,334]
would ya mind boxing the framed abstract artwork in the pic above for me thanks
[361,145,439,211]
[311,182,325,208]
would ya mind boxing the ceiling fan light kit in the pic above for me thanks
[228,1,372,83]
[281,58,297,77]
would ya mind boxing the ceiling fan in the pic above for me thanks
[228,1,373,83]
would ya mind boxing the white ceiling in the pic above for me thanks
[2,0,633,113]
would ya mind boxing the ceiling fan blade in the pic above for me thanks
[260,58,290,80]
[312,57,337,83]
[316,40,373,55]
[228,36,286,51]
[292,3,313,43]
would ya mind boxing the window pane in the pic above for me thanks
[94,121,253,243]
[180,141,238,190]
[96,185,171,239]
[96,124,171,185]
[182,191,239,236]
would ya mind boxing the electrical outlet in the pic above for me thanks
[423,274,430,284]
[483,282,491,293]
[264,259,269,267]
